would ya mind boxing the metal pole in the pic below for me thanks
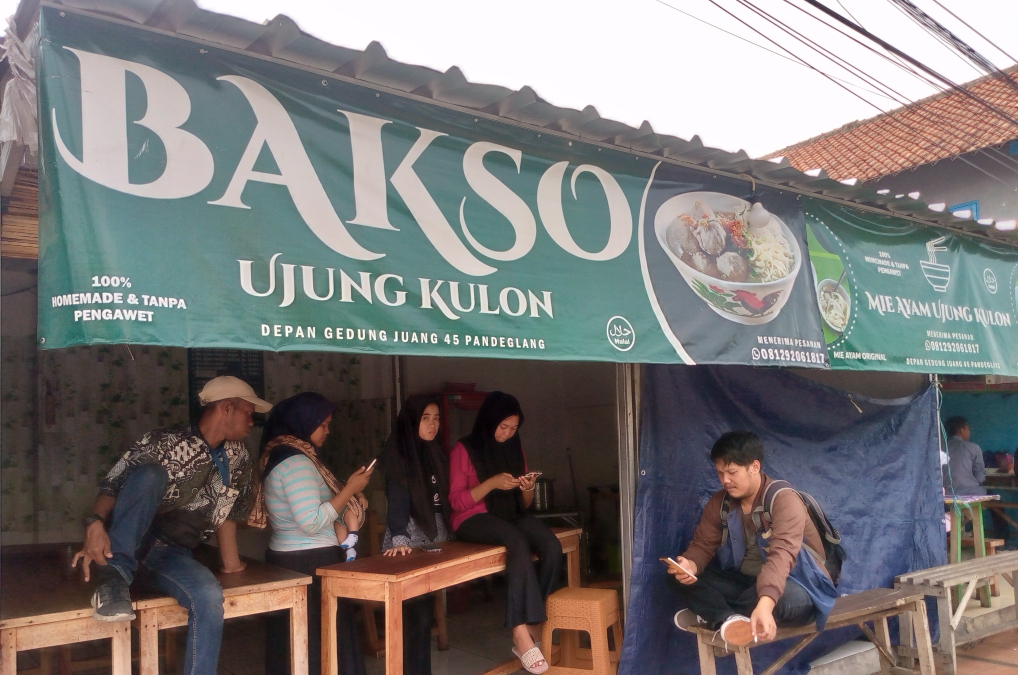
[616,362,641,614]
[391,355,406,425]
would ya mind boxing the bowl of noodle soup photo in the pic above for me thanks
[654,191,801,325]
[816,278,851,334]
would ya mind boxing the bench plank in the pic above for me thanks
[897,551,1018,587]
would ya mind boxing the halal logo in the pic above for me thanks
[606,316,635,352]
[984,269,998,294]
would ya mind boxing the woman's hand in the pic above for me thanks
[383,546,413,557]
[346,464,375,493]
[487,472,520,491]
[356,493,369,510]
[517,473,537,492]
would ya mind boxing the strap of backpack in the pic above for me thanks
[753,480,793,532]
[720,494,731,546]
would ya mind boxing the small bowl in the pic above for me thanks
[654,191,801,325]
[816,278,850,334]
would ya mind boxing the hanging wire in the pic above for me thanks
[720,0,1014,185]
[783,0,1018,176]
[928,0,1018,66]
[771,0,1018,178]
[886,0,1018,94]
[799,0,1018,128]
[649,0,895,99]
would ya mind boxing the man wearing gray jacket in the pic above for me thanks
[943,417,986,495]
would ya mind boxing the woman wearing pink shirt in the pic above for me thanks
[449,392,562,675]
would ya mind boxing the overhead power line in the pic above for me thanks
[708,0,1012,185]
[777,0,1018,176]
[928,0,1018,67]
[888,0,1018,95]
[649,0,894,100]
[799,0,1018,128]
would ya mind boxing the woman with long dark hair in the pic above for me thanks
[380,395,452,675]
[248,392,374,675]
[449,391,562,675]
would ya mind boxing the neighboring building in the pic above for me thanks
[766,67,1018,227]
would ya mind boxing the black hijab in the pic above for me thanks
[381,395,451,541]
[460,391,527,523]
[261,392,337,478]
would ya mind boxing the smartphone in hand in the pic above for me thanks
[660,557,697,582]
[363,458,378,472]
[522,471,542,480]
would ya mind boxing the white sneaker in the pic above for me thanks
[673,609,707,632]
[718,615,754,646]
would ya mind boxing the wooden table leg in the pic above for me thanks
[57,646,70,675]
[39,648,53,675]
[950,509,962,606]
[384,582,404,675]
[935,594,957,675]
[110,622,132,675]
[733,648,754,675]
[695,634,717,675]
[873,617,893,675]
[138,610,160,675]
[1,630,16,675]
[972,505,991,607]
[433,591,449,652]
[291,585,309,675]
[322,578,339,675]
[567,543,581,588]
[165,629,177,673]
[911,599,936,675]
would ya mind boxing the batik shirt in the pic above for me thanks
[100,426,253,547]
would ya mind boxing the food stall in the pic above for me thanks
[3,1,1018,673]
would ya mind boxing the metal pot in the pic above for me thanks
[533,478,555,512]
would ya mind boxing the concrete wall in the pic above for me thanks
[867,142,1018,223]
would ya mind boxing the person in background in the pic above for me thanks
[669,431,837,647]
[249,392,374,675]
[381,396,453,675]
[72,376,271,675]
[943,417,986,496]
[449,391,562,675]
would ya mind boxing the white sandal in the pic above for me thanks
[512,645,549,674]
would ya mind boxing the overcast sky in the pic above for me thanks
[7,0,1018,158]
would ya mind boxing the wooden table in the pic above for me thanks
[945,494,999,606]
[318,527,582,675]
[1,549,131,675]
[897,551,1018,675]
[690,587,936,675]
[132,554,311,675]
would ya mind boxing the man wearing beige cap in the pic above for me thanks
[72,376,272,675]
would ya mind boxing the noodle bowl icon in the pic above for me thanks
[920,236,951,292]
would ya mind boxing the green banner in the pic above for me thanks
[36,8,1018,373]
[805,198,1018,375]
[37,7,835,366]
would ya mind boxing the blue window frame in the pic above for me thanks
[949,200,980,220]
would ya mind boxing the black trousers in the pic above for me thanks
[669,565,817,630]
[401,594,436,675]
[264,547,366,675]
[456,513,563,628]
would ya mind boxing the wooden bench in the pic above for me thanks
[132,550,311,675]
[689,587,936,675]
[1,549,131,675]
[318,526,582,675]
[896,550,1018,675]
[960,537,1006,596]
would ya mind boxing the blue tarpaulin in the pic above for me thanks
[619,365,944,675]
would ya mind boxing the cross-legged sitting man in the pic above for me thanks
[668,431,838,646]
[72,376,273,675]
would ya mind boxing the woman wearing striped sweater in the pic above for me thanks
[249,392,374,675]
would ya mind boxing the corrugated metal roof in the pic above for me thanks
[12,0,1018,245]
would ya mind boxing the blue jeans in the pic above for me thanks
[107,464,225,675]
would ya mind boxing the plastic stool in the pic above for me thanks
[541,587,623,675]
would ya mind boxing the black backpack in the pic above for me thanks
[720,480,847,586]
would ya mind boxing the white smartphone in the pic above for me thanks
[661,557,698,582]
[364,458,378,472]
[523,471,542,480]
